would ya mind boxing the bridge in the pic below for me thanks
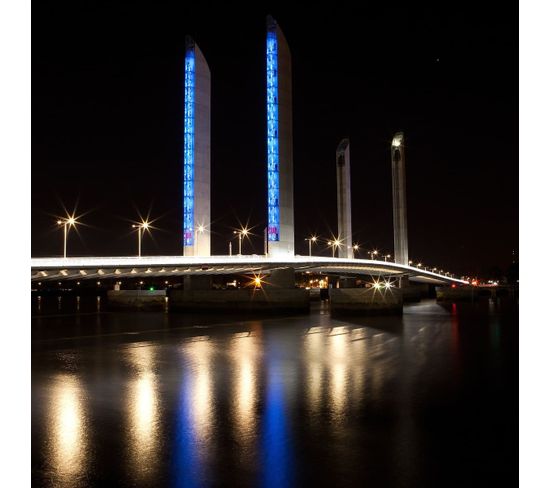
[31,255,467,285]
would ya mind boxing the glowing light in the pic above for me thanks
[184,43,195,247]
[392,134,403,147]
[126,347,160,482]
[373,282,381,290]
[353,244,359,250]
[48,375,88,483]
[254,277,261,287]
[311,236,317,242]
[133,221,151,231]
[198,225,205,233]
[266,27,280,241]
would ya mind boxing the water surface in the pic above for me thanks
[32,298,518,487]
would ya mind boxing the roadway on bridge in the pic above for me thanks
[31,255,467,285]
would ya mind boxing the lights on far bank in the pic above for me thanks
[370,279,393,290]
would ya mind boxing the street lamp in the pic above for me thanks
[233,228,249,255]
[57,216,77,258]
[352,244,359,258]
[369,250,379,260]
[328,239,341,258]
[385,254,391,262]
[132,221,150,257]
[305,236,317,257]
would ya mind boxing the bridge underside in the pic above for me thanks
[31,256,466,286]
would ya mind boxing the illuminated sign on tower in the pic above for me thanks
[266,28,280,242]
[183,44,195,247]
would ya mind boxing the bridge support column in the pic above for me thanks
[338,277,356,288]
[183,275,212,291]
[391,132,409,266]
[336,139,353,258]
[169,267,309,313]
[265,267,295,288]
[329,287,403,315]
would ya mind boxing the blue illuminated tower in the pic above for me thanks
[183,37,211,256]
[266,15,294,256]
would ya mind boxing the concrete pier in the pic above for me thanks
[169,288,309,313]
[329,287,403,315]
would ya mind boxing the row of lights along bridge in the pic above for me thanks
[55,215,456,279]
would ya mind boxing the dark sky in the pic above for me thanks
[32,2,518,277]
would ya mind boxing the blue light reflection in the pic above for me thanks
[260,351,294,487]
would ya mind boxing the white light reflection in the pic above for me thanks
[303,327,325,417]
[47,374,88,486]
[328,327,349,420]
[230,330,260,455]
[184,337,214,464]
[126,345,160,483]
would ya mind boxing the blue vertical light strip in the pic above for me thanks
[183,46,195,247]
[266,30,280,242]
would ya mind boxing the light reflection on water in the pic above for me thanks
[126,345,160,483]
[33,300,517,487]
[173,337,214,486]
[231,330,260,447]
[46,374,88,487]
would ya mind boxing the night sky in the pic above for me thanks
[32,2,518,277]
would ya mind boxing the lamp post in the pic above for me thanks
[305,236,317,257]
[233,228,249,255]
[57,217,77,258]
[352,244,359,258]
[328,239,341,258]
[385,254,391,262]
[132,221,150,257]
[369,250,378,261]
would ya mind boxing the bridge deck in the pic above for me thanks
[31,256,466,285]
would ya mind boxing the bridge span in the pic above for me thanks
[31,256,467,286]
